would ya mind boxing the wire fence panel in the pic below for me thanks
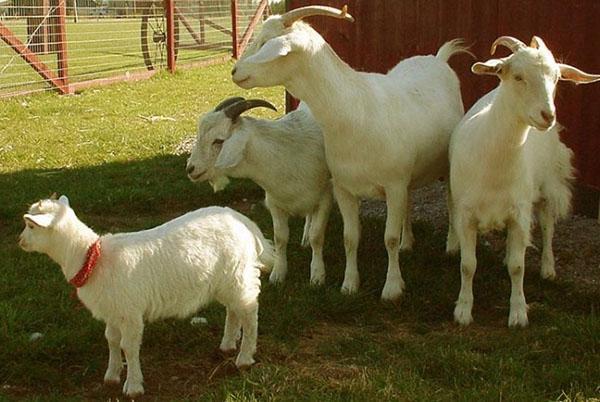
[0,0,268,97]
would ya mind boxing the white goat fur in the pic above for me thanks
[448,37,599,327]
[187,101,333,285]
[19,196,274,397]
[232,14,467,300]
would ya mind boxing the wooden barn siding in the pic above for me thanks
[287,0,600,190]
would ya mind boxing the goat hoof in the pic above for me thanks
[103,370,121,386]
[341,280,358,295]
[540,261,556,280]
[508,308,529,328]
[123,380,144,398]
[103,377,121,387]
[235,354,255,368]
[454,304,473,326]
[381,279,404,301]
[310,273,325,286]
[269,270,285,284]
[219,346,237,356]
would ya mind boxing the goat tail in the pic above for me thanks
[436,38,475,63]
[301,215,312,248]
[230,210,274,274]
[245,219,275,274]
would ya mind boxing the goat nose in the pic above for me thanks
[186,164,195,174]
[231,67,237,76]
[540,110,555,124]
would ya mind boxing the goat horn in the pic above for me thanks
[223,99,277,121]
[530,36,548,51]
[490,36,526,55]
[49,192,58,200]
[281,5,354,28]
[214,96,246,111]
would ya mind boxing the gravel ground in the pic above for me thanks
[363,181,600,293]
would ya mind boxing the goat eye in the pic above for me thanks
[213,139,224,146]
[514,75,524,82]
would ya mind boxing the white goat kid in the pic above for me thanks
[231,5,468,300]
[186,97,333,285]
[449,36,600,327]
[19,196,274,397]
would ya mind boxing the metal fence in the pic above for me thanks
[0,0,268,97]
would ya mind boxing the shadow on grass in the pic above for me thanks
[0,153,264,231]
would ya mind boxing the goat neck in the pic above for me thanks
[484,84,533,151]
[286,40,361,129]
[48,214,100,283]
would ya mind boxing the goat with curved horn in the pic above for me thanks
[223,99,277,120]
[490,36,526,55]
[281,4,354,28]
[214,97,246,111]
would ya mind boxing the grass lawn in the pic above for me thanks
[0,62,599,401]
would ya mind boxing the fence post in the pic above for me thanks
[231,0,239,59]
[198,1,205,45]
[55,0,70,94]
[165,0,176,72]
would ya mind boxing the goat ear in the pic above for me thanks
[58,195,70,206]
[558,63,600,84]
[24,213,54,228]
[244,36,292,64]
[214,132,249,170]
[472,59,504,76]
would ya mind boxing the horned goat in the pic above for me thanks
[186,97,333,285]
[19,195,274,397]
[231,5,468,300]
[448,36,600,327]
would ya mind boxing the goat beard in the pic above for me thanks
[209,175,231,192]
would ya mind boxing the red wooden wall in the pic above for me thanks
[286,0,600,190]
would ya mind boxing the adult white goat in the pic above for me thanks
[186,97,332,285]
[231,5,468,300]
[19,195,273,397]
[449,36,600,327]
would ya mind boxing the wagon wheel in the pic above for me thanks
[141,1,179,70]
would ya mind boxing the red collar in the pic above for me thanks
[69,239,101,288]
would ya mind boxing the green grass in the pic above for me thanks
[1,62,599,401]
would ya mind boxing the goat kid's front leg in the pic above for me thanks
[103,323,123,385]
[506,221,530,328]
[381,185,409,301]
[308,191,333,286]
[334,184,361,295]
[119,318,145,398]
[454,214,477,325]
[267,200,289,284]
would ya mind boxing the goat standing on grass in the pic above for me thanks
[186,97,333,285]
[231,5,468,300]
[448,36,600,327]
[18,195,274,397]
